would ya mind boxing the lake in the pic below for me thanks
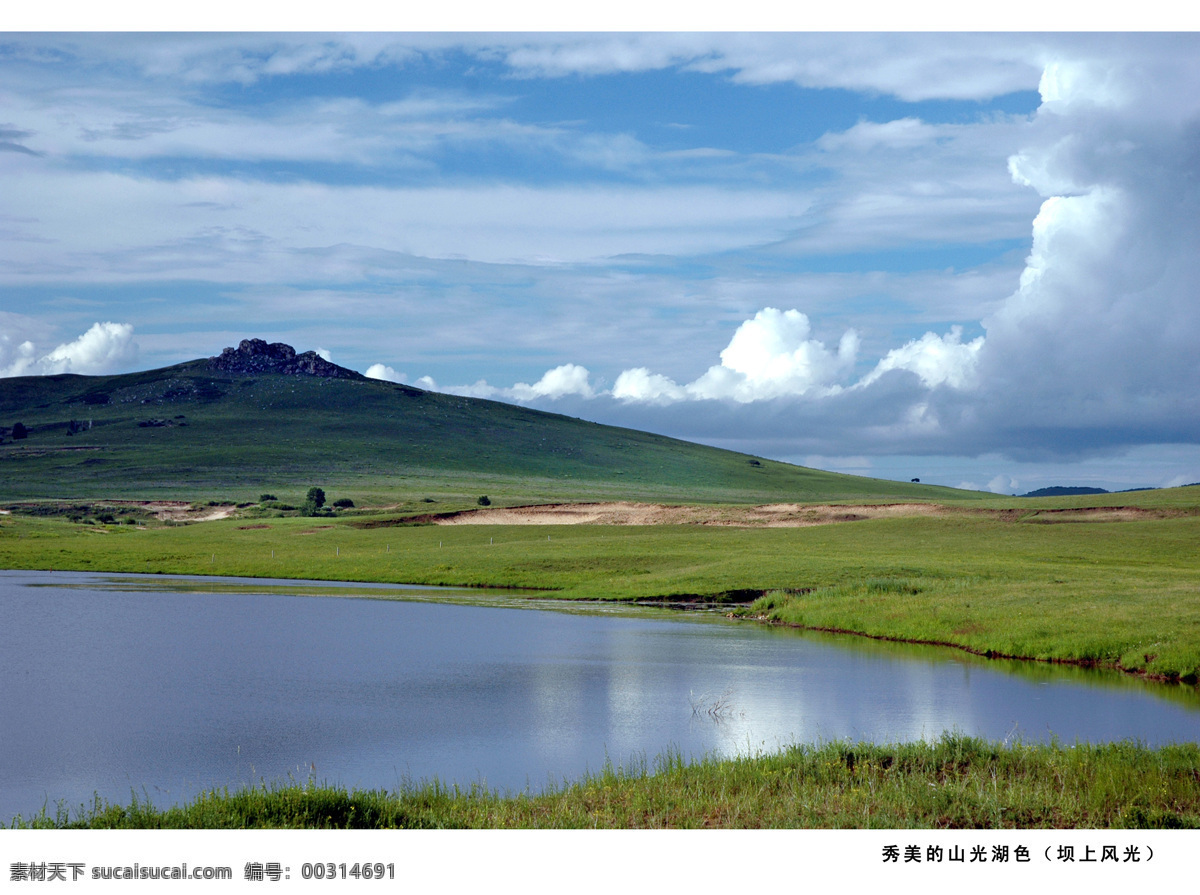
[3,569,1199,823]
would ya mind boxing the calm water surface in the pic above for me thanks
[3,570,1199,822]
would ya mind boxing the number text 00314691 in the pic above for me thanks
[301,863,395,881]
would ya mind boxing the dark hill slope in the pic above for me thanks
[1021,486,1110,498]
[0,344,980,504]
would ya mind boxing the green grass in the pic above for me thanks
[15,736,1200,829]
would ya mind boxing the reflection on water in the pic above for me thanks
[2,570,1198,822]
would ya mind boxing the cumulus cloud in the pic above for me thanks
[959,50,1200,452]
[509,364,596,401]
[987,474,1018,495]
[705,309,858,399]
[1,322,138,377]
[364,363,406,383]
[425,364,598,403]
[611,368,688,405]
[859,326,984,390]
[39,322,138,375]
[0,335,38,377]
[613,308,859,404]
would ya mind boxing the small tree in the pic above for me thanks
[302,486,326,516]
[477,495,491,506]
[12,422,28,440]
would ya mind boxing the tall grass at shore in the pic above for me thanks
[13,736,1200,829]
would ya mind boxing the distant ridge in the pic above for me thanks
[1021,486,1110,497]
[1020,485,1167,498]
[208,339,365,380]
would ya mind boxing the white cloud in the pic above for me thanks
[0,336,38,377]
[613,308,859,404]
[508,364,596,401]
[42,322,138,374]
[987,474,1018,495]
[965,49,1200,444]
[432,364,598,402]
[365,363,406,383]
[691,309,859,401]
[1,322,138,377]
[816,117,943,153]
[859,326,984,390]
[611,368,687,404]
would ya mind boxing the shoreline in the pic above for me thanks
[6,564,1198,690]
[14,735,1200,829]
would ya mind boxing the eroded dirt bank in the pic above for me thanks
[431,501,1178,527]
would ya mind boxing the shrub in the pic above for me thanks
[259,493,277,502]
[477,495,491,506]
[332,498,354,509]
[12,422,28,440]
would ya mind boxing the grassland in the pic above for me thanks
[15,736,1200,829]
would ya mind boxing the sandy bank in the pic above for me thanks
[435,501,946,527]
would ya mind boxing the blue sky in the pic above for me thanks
[3,26,1200,493]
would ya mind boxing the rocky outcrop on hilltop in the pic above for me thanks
[207,339,365,379]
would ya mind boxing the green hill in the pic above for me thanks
[0,340,979,506]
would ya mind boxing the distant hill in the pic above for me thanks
[1020,485,1172,498]
[0,339,983,504]
[1021,486,1111,498]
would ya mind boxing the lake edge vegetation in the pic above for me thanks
[13,735,1200,829]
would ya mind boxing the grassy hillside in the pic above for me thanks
[0,358,975,504]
